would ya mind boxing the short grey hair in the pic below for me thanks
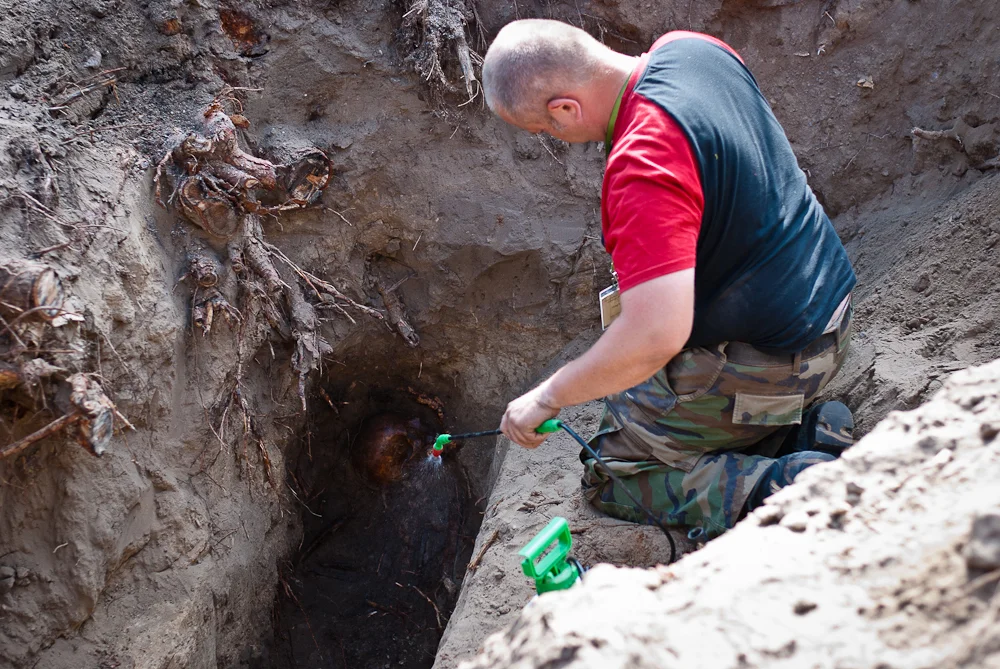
[483,19,606,121]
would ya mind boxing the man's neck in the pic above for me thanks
[589,53,639,142]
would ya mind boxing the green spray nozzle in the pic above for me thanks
[430,419,563,457]
[431,434,451,456]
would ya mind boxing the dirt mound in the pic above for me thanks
[461,359,1000,669]
[826,171,1000,433]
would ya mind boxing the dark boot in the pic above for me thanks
[794,400,854,457]
[772,400,854,459]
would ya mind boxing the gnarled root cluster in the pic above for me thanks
[401,0,481,100]
[374,275,420,348]
[1,260,127,460]
[155,101,384,413]
[181,241,240,335]
[155,101,333,236]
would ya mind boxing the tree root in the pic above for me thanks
[0,413,82,461]
[1,256,127,459]
[192,289,241,336]
[977,156,1000,170]
[182,243,240,335]
[0,358,64,391]
[407,386,444,423]
[266,244,384,323]
[285,279,332,411]
[0,373,125,460]
[912,121,1000,169]
[374,276,420,347]
[154,100,331,238]
[0,259,65,323]
[912,125,964,148]
[68,373,117,456]
[241,215,286,295]
[0,362,18,390]
[401,0,480,100]
[156,99,385,430]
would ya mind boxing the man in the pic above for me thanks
[485,20,856,538]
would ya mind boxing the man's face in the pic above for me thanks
[499,106,589,143]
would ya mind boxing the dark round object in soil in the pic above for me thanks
[352,413,431,484]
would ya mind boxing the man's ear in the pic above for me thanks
[547,97,583,126]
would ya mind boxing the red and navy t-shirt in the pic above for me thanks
[603,32,855,352]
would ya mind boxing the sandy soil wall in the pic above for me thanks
[0,0,998,667]
[1,1,606,666]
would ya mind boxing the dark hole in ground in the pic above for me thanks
[261,376,484,669]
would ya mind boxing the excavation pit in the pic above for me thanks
[265,378,486,669]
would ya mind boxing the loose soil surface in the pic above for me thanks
[0,0,998,668]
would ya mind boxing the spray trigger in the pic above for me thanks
[535,419,562,434]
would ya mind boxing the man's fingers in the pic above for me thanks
[500,392,558,448]
[521,432,547,449]
[499,410,526,446]
[503,421,540,448]
[513,426,534,448]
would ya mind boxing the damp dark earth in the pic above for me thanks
[269,389,480,669]
[2,1,1000,668]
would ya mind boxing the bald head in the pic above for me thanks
[483,19,613,123]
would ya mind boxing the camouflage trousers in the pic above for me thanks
[582,305,852,539]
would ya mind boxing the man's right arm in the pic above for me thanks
[500,268,694,447]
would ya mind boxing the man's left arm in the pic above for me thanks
[500,268,694,447]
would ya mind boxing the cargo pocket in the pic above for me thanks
[733,393,804,426]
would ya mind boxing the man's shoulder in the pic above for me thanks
[649,31,743,64]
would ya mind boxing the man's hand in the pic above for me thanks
[500,384,560,448]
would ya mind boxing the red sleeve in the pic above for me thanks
[601,94,704,293]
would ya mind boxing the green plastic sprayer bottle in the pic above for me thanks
[430,419,563,457]
[519,516,579,594]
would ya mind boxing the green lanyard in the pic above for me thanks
[604,71,635,285]
[603,75,631,284]
[604,76,631,156]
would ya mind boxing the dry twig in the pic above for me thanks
[411,585,443,629]
[467,528,499,572]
